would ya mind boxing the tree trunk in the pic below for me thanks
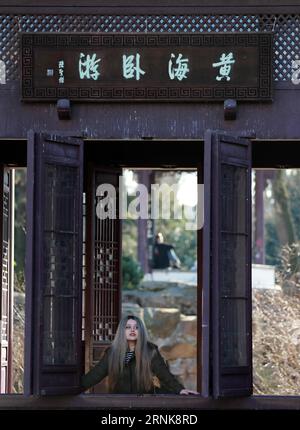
[272,170,296,245]
[272,170,299,272]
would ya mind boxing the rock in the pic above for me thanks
[122,302,144,320]
[160,342,197,361]
[168,357,197,376]
[181,374,197,391]
[144,307,181,338]
[177,315,197,338]
[138,280,196,290]
[167,358,197,391]
[122,280,197,315]
[184,358,198,375]
[156,313,197,360]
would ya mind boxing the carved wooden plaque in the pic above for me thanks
[21,32,273,102]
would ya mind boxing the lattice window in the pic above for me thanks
[259,14,300,81]
[93,171,120,344]
[0,14,299,82]
[43,164,78,366]
[220,164,248,368]
[93,226,119,343]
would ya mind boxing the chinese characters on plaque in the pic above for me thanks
[21,33,273,101]
[75,51,235,82]
[79,53,101,81]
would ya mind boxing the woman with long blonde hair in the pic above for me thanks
[81,315,198,395]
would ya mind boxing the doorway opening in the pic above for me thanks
[83,140,203,394]
[12,168,27,394]
[121,168,198,391]
[252,168,300,395]
[0,139,27,394]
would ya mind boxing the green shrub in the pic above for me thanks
[122,254,144,290]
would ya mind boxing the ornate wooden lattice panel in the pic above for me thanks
[43,164,79,366]
[0,14,299,82]
[0,170,12,393]
[91,170,120,359]
[220,164,248,368]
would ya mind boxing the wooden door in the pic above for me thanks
[204,130,253,398]
[25,132,84,395]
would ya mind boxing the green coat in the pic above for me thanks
[81,342,184,394]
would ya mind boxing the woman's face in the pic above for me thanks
[125,318,139,342]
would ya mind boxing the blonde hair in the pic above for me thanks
[108,315,153,393]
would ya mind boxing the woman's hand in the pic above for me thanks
[179,389,199,395]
